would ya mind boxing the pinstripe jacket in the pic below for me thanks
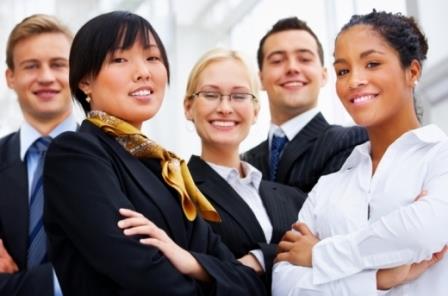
[243,113,368,193]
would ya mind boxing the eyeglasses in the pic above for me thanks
[192,91,256,104]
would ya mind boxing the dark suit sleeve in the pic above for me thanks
[320,126,367,176]
[0,264,53,296]
[44,133,264,295]
[190,220,267,295]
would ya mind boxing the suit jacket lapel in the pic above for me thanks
[188,156,266,243]
[81,122,187,245]
[277,113,329,182]
[0,132,29,267]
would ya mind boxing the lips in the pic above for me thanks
[350,93,378,105]
[33,89,59,100]
[129,87,153,97]
[210,120,237,128]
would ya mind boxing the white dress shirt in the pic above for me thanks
[272,125,448,295]
[268,107,319,145]
[208,161,273,270]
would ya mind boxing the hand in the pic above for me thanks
[377,245,447,290]
[276,222,319,267]
[238,253,263,274]
[118,208,210,282]
[0,239,19,273]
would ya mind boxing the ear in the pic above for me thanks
[183,97,194,121]
[78,77,92,96]
[258,71,266,91]
[5,68,15,89]
[320,67,328,88]
[407,59,421,87]
[252,100,260,124]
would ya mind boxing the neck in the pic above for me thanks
[24,110,71,136]
[201,143,243,175]
[368,110,420,173]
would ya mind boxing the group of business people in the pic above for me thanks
[0,7,446,296]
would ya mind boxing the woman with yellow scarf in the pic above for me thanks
[43,11,265,296]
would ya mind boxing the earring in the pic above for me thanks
[414,80,419,87]
[85,96,91,103]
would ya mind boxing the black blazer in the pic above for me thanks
[43,121,265,296]
[188,155,306,293]
[243,113,368,193]
[0,132,54,296]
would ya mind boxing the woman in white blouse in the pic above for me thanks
[272,10,448,295]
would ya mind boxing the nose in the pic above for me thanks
[37,64,55,84]
[133,59,151,81]
[348,69,368,89]
[216,96,233,114]
[286,57,301,75]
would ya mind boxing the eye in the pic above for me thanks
[201,91,220,100]
[231,93,251,101]
[366,62,380,69]
[23,63,38,70]
[51,61,68,69]
[111,57,126,63]
[336,68,349,77]
[147,56,161,62]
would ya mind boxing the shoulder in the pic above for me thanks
[241,139,268,159]
[261,180,307,202]
[320,124,368,146]
[0,131,20,164]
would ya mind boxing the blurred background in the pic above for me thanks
[1,0,447,158]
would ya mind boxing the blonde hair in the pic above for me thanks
[185,48,260,102]
[6,14,73,69]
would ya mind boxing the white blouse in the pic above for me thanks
[272,125,448,295]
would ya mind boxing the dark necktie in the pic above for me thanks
[270,134,288,181]
[27,136,52,267]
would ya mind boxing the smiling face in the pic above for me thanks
[184,58,259,153]
[79,35,168,129]
[6,32,72,126]
[334,25,419,129]
[259,29,327,125]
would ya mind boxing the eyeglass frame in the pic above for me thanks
[190,91,257,104]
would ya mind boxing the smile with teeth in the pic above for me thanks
[211,120,236,127]
[130,89,152,96]
[282,81,305,87]
[352,94,376,104]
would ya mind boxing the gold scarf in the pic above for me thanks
[87,111,220,222]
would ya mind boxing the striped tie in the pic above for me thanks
[270,134,288,181]
[27,136,52,267]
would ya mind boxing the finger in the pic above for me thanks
[277,241,294,253]
[294,223,313,236]
[275,252,289,263]
[281,230,302,243]
[119,208,144,218]
[118,216,151,229]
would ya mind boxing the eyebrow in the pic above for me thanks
[266,48,315,59]
[333,49,385,65]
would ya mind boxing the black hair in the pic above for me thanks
[69,11,170,113]
[338,10,428,68]
[257,16,324,70]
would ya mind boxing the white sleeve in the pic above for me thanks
[271,182,379,296]
[312,146,448,284]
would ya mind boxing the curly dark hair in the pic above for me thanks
[338,10,428,68]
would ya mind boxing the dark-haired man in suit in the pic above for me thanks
[243,17,368,193]
[0,14,76,295]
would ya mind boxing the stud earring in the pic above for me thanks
[85,96,91,103]
[414,80,419,87]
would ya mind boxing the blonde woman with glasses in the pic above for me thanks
[183,48,306,294]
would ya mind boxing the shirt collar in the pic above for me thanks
[340,124,447,171]
[269,107,319,143]
[20,113,78,160]
[207,160,262,190]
